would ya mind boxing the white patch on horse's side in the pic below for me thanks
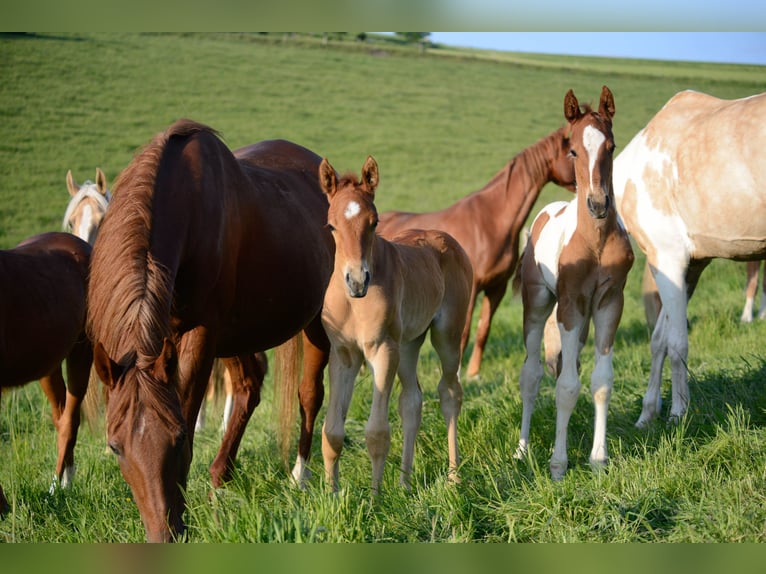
[583,124,606,191]
[533,200,577,291]
[344,200,361,220]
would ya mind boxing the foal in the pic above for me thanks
[63,168,111,245]
[319,157,473,492]
[514,86,634,479]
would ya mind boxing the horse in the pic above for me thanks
[0,232,93,513]
[612,90,766,427]
[378,126,576,380]
[318,156,473,493]
[63,168,111,245]
[513,86,634,479]
[86,119,334,542]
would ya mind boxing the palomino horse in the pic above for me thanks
[514,86,634,479]
[87,119,334,542]
[613,90,766,427]
[0,232,92,513]
[378,126,575,380]
[318,157,473,492]
[63,168,111,245]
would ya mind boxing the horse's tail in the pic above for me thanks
[273,333,303,469]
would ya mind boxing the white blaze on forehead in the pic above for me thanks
[583,124,606,190]
[344,200,361,220]
[77,204,93,241]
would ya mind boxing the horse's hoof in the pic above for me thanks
[549,462,567,481]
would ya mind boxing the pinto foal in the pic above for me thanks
[319,156,473,493]
[514,86,634,479]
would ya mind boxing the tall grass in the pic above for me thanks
[1,33,766,542]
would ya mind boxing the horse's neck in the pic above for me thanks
[497,138,558,231]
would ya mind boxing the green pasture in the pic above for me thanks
[1,32,766,542]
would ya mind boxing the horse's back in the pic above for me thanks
[615,90,766,260]
[0,232,90,387]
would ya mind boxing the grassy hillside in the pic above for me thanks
[1,32,766,542]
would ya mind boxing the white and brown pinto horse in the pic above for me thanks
[63,168,111,245]
[318,156,473,493]
[613,90,766,426]
[514,86,634,479]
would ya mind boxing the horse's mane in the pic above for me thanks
[87,119,218,369]
[513,125,570,184]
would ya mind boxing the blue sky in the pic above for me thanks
[427,33,766,66]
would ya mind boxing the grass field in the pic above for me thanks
[1,32,766,542]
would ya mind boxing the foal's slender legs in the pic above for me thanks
[364,342,399,494]
[396,336,425,489]
[321,346,363,491]
[466,282,508,380]
[430,325,464,483]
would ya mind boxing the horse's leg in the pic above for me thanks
[176,327,217,457]
[466,282,508,380]
[430,320,465,484]
[396,335,425,489]
[588,295,623,470]
[50,336,92,491]
[364,341,399,494]
[516,285,555,460]
[636,258,691,426]
[742,261,759,323]
[221,365,234,432]
[321,346,363,491]
[293,319,330,487]
[460,286,478,378]
[39,367,67,491]
[208,354,265,488]
[543,304,561,377]
[642,260,662,332]
[549,297,587,480]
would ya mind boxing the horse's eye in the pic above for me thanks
[568,149,578,158]
[108,442,122,457]
[327,223,335,232]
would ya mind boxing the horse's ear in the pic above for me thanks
[319,158,337,198]
[93,342,123,389]
[153,338,178,384]
[66,170,78,197]
[599,85,615,120]
[96,168,108,196]
[362,156,379,194]
[564,89,581,124]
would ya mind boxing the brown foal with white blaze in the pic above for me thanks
[319,156,473,493]
[514,86,634,479]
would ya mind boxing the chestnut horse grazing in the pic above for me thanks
[87,120,333,542]
[63,168,111,245]
[0,232,92,513]
[318,157,473,493]
[378,126,575,380]
[514,86,634,479]
[613,90,766,427]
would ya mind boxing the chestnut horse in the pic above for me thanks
[86,119,334,542]
[514,86,634,479]
[378,126,575,380]
[0,232,92,513]
[318,157,472,493]
[613,90,766,427]
[63,168,111,245]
